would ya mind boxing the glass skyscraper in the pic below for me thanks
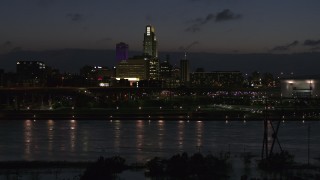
[143,25,157,58]
[143,25,159,79]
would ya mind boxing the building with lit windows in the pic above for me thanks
[116,42,129,62]
[16,61,46,86]
[281,76,320,98]
[116,58,149,86]
[180,55,190,86]
[143,25,159,79]
[143,25,157,58]
[190,71,243,88]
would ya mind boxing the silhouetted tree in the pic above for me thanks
[80,156,127,180]
[145,157,166,177]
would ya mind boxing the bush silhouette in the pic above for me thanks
[81,156,127,180]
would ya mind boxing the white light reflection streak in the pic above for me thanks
[136,120,144,152]
[47,120,54,155]
[158,120,165,150]
[196,121,203,151]
[114,120,121,153]
[178,121,185,151]
[70,120,77,152]
[24,120,33,160]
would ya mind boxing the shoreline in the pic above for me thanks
[0,109,319,121]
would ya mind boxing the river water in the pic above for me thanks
[0,119,319,164]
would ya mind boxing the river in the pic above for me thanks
[0,119,318,164]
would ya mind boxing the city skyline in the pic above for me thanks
[1,1,320,75]
[0,0,320,54]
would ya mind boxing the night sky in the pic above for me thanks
[1,0,320,74]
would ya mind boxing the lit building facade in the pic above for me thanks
[116,58,149,85]
[116,42,129,62]
[281,77,320,98]
[160,59,172,80]
[190,71,243,88]
[143,25,157,58]
[16,61,46,86]
[180,58,190,86]
[143,25,159,79]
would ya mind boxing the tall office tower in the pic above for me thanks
[160,55,172,80]
[143,25,157,58]
[180,53,190,86]
[116,42,129,62]
[143,25,159,79]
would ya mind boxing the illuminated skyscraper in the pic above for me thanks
[143,25,159,79]
[143,25,157,58]
[180,53,190,86]
[116,42,129,62]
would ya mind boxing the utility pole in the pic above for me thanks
[308,123,310,166]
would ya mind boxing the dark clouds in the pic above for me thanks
[66,13,84,22]
[215,9,242,22]
[271,41,299,52]
[185,9,242,32]
[304,39,320,46]
[0,41,22,54]
[2,41,13,48]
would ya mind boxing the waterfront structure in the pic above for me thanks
[116,58,149,86]
[281,76,320,98]
[190,71,243,88]
[16,61,46,86]
[180,54,190,86]
[116,42,129,62]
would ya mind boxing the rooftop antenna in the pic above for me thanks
[184,51,187,60]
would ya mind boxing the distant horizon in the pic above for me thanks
[1,48,320,76]
[1,1,320,54]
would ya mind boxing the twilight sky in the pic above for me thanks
[1,0,320,54]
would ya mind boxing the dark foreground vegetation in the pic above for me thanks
[145,152,232,179]
[1,151,320,179]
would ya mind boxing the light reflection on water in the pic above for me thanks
[47,120,54,155]
[24,120,33,160]
[178,120,184,150]
[0,119,318,163]
[70,120,77,152]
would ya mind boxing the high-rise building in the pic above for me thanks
[160,59,172,80]
[143,25,159,80]
[16,61,46,86]
[116,58,149,82]
[143,25,157,58]
[116,42,129,62]
[180,53,190,86]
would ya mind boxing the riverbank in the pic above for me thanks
[0,109,319,121]
[0,153,319,180]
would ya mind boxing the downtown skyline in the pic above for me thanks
[1,0,320,75]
